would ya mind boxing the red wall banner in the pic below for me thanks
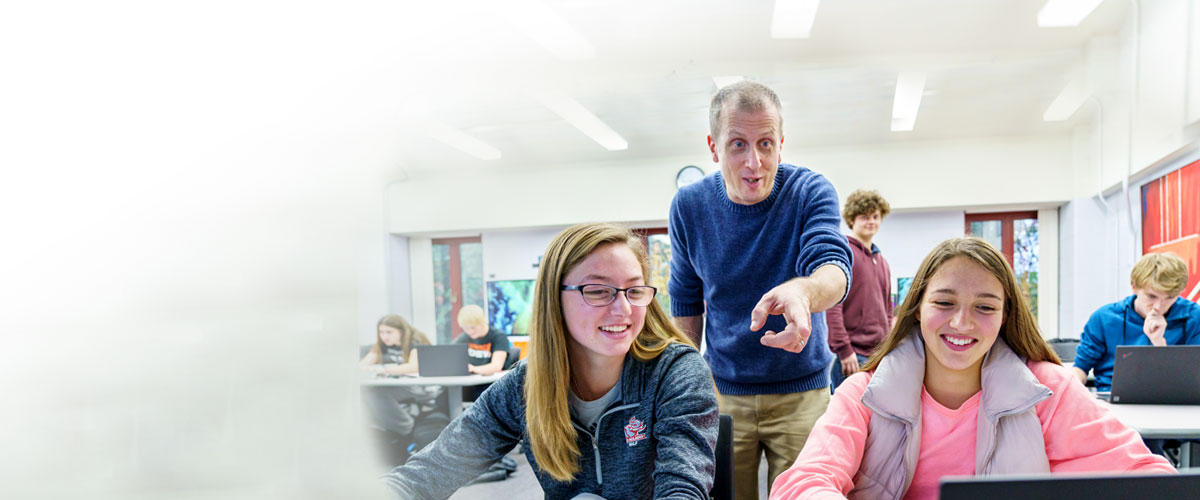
[1141,159,1200,303]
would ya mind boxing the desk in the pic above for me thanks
[1104,402,1200,468]
[361,373,505,419]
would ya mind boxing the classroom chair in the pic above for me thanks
[710,414,734,500]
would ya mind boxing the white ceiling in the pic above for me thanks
[390,0,1127,176]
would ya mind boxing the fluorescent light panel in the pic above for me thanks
[428,124,501,160]
[1037,0,1103,27]
[503,0,595,60]
[537,94,627,151]
[1043,77,1087,121]
[771,0,820,39]
[712,76,744,89]
[891,72,926,132]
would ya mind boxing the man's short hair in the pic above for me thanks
[457,304,487,328]
[709,80,783,140]
[842,189,891,228]
[1130,252,1189,296]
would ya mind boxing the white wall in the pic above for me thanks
[388,235,413,319]
[815,136,1073,212]
[387,135,1073,234]
[408,238,437,341]
[1058,146,1200,339]
[357,210,390,346]
[1088,0,1200,193]
[365,234,414,345]
[1054,0,1200,338]
[872,210,966,283]
[1059,193,1121,339]
[482,228,563,281]
[1038,208,1059,339]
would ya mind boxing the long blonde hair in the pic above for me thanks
[525,223,693,481]
[368,314,431,363]
[862,237,1060,372]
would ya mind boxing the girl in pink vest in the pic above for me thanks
[770,237,1174,500]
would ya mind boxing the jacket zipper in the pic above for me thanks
[573,403,640,487]
[980,393,1051,472]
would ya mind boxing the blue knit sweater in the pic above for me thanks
[668,164,852,395]
[1073,294,1200,391]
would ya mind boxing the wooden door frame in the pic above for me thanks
[964,211,1037,266]
[633,227,669,250]
[432,236,482,341]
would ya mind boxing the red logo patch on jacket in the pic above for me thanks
[624,416,647,446]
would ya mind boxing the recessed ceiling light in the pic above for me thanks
[771,0,821,39]
[428,124,501,160]
[536,93,628,151]
[891,72,926,132]
[1037,0,1103,27]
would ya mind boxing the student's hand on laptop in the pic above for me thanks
[1143,310,1167,346]
[467,364,480,375]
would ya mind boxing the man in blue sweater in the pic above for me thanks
[669,80,852,499]
[1072,252,1200,391]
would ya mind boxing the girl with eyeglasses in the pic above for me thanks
[384,222,719,500]
[769,238,1174,500]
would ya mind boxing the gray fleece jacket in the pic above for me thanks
[382,342,719,499]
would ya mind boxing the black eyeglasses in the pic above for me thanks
[561,284,658,307]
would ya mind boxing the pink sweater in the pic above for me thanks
[902,388,980,500]
[769,361,1174,499]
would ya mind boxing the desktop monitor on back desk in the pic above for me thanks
[415,344,470,377]
[1110,345,1200,404]
[940,471,1200,500]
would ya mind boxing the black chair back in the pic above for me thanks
[503,345,521,370]
[1048,338,1080,363]
[710,414,734,500]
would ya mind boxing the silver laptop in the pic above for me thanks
[415,344,470,377]
[941,471,1200,499]
[1110,345,1200,404]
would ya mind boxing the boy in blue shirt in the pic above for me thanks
[1072,252,1200,391]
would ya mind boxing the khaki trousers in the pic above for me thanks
[716,387,831,500]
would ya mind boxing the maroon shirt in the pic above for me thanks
[826,235,893,359]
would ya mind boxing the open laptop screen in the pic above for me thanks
[1111,345,1200,404]
[941,471,1200,500]
[414,344,470,377]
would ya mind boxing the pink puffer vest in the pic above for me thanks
[848,328,1053,500]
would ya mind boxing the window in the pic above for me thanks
[965,211,1039,317]
[634,228,672,315]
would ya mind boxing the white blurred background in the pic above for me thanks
[0,1,509,498]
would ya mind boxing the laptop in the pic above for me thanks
[940,471,1200,500]
[415,344,470,377]
[1110,345,1200,404]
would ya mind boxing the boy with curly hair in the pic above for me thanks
[828,189,893,389]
